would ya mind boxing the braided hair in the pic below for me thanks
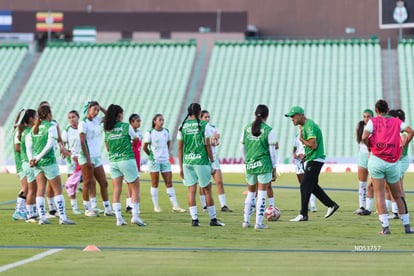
[179,103,202,131]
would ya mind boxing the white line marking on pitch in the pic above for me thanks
[0,249,63,272]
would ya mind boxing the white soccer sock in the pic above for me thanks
[200,195,207,208]
[385,200,391,212]
[83,200,91,211]
[218,194,226,208]
[189,206,197,220]
[54,194,67,221]
[310,194,316,208]
[207,205,216,220]
[132,203,139,220]
[47,197,56,211]
[103,201,111,211]
[358,181,367,208]
[244,192,255,223]
[250,196,257,215]
[126,197,132,208]
[166,187,179,207]
[91,197,97,209]
[17,197,26,214]
[36,196,46,220]
[26,204,35,218]
[391,202,398,214]
[150,187,159,208]
[71,199,78,211]
[112,202,122,220]
[268,197,275,208]
[366,198,374,211]
[400,213,410,225]
[256,190,267,226]
[379,214,389,228]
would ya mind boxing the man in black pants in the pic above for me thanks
[285,106,339,221]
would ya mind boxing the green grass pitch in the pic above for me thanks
[1,172,414,275]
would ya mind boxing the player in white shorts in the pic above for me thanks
[293,133,317,212]
[200,110,232,212]
[79,101,114,217]
[62,110,83,215]
[143,114,185,213]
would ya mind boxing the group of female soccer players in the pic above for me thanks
[12,101,232,227]
[11,99,413,233]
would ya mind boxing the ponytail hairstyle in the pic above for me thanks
[252,104,269,137]
[83,101,100,115]
[201,110,209,119]
[396,109,405,122]
[151,114,163,129]
[33,105,51,135]
[129,113,140,124]
[179,103,202,131]
[14,109,36,141]
[356,121,365,144]
[104,104,123,131]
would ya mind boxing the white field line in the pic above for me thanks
[0,249,63,272]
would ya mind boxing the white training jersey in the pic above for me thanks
[359,142,368,153]
[293,134,305,157]
[210,124,220,161]
[144,128,171,163]
[78,116,102,158]
[62,126,81,157]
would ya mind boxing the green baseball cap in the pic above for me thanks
[284,106,304,117]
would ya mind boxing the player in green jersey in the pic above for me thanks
[104,104,146,227]
[27,105,75,225]
[285,106,339,222]
[241,105,277,229]
[12,109,36,221]
[15,109,38,222]
[177,103,224,227]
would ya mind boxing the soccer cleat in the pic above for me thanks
[379,226,391,235]
[38,219,51,225]
[388,212,399,220]
[325,204,339,219]
[12,212,26,221]
[310,206,318,213]
[254,224,269,229]
[404,224,414,234]
[359,209,371,216]
[154,206,162,213]
[202,206,207,212]
[59,218,76,225]
[172,206,186,213]
[104,210,115,216]
[85,210,98,217]
[125,206,132,214]
[116,218,127,226]
[93,207,105,214]
[192,219,200,227]
[290,214,308,222]
[72,209,84,215]
[242,221,251,228]
[354,207,365,214]
[221,205,233,212]
[25,217,38,223]
[131,217,147,227]
[210,218,225,227]
[46,210,57,219]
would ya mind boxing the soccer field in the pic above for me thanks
[1,172,414,275]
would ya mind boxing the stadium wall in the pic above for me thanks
[3,0,413,46]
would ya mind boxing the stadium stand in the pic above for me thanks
[200,39,383,163]
[0,44,28,101]
[398,39,414,156]
[3,41,196,162]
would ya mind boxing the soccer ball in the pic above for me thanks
[264,206,280,221]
